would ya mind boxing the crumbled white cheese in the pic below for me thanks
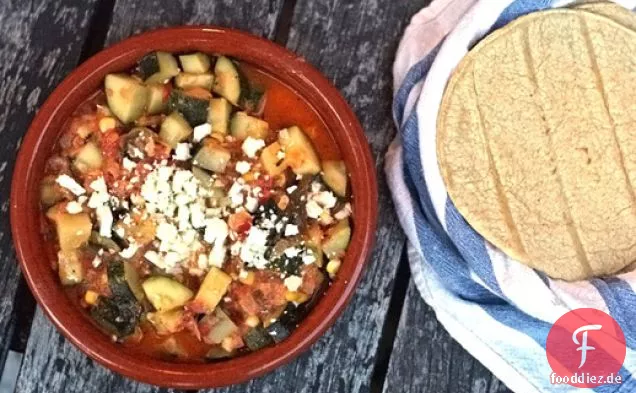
[286,185,298,194]
[302,253,316,265]
[284,224,299,237]
[119,243,139,259]
[56,174,86,196]
[173,143,191,161]
[177,205,190,231]
[314,191,337,209]
[91,255,103,268]
[228,182,245,207]
[235,161,251,174]
[193,123,212,143]
[238,270,249,279]
[306,200,323,219]
[230,241,242,256]
[208,244,227,268]
[190,203,206,229]
[65,201,83,214]
[204,217,228,245]
[89,177,108,194]
[244,196,259,213]
[242,137,266,158]
[197,254,208,269]
[95,205,113,237]
[240,227,269,269]
[284,275,303,292]
[284,247,301,258]
[122,157,137,171]
[156,222,178,242]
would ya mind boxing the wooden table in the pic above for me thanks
[0,1,514,392]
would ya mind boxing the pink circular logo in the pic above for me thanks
[546,308,625,387]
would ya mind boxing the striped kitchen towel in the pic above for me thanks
[385,0,636,392]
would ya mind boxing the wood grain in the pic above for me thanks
[15,1,284,392]
[0,0,100,372]
[382,282,512,393]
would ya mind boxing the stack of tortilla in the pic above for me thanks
[437,3,636,281]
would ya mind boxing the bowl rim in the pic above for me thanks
[10,25,378,388]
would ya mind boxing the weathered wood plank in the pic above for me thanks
[0,0,100,372]
[382,282,513,393]
[15,1,284,392]
[207,1,434,392]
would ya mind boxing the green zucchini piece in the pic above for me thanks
[265,320,292,343]
[168,89,209,126]
[192,166,214,188]
[46,207,92,252]
[201,309,238,345]
[239,86,265,116]
[107,260,136,299]
[205,347,234,360]
[212,56,242,105]
[124,262,145,302]
[193,144,231,173]
[57,250,84,286]
[159,112,193,148]
[175,73,214,90]
[179,52,211,73]
[189,267,231,313]
[73,142,103,173]
[244,326,274,351]
[142,276,194,312]
[322,219,351,258]
[279,126,321,175]
[230,111,269,140]
[104,74,148,124]
[147,308,187,335]
[208,97,232,135]
[321,160,348,197]
[91,296,141,337]
[40,176,66,207]
[146,83,169,115]
[90,231,121,252]
[144,52,180,83]
[137,53,160,80]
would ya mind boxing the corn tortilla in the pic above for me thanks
[437,8,636,280]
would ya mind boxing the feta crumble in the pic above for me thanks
[284,224,299,237]
[284,275,303,292]
[193,123,212,143]
[173,143,191,161]
[65,201,83,214]
[242,137,265,158]
[235,161,251,174]
[56,174,86,196]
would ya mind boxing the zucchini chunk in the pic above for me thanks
[143,52,180,83]
[168,89,209,126]
[124,262,145,302]
[208,97,232,135]
[57,250,84,285]
[107,260,136,299]
[212,56,241,105]
[260,142,287,176]
[179,52,211,74]
[90,231,121,252]
[159,112,193,148]
[91,296,141,337]
[206,347,234,360]
[244,326,274,351]
[193,143,231,173]
[322,218,351,259]
[73,142,103,173]
[265,320,292,343]
[138,52,160,80]
[191,166,214,188]
[189,267,232,313]
[175,73,214,90]
[147,308,187,335]
[40,176,66,207]
[200,309,238,345]
[146,83,169,115]
[240,87,265,116]
[104,74,148,124]
[321,160,348,197]
[279,126,321,175]
[230,111,269,140]
[46,206,92,251]
[142,276,194,312]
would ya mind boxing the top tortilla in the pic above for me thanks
[437,8,636,281]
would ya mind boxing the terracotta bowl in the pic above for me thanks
[10,26,377,388]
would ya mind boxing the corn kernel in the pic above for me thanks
[286,291,310,304]
[326,259,341,278]
[245,315,260,328]
[84,290,99,305]
[239,270,255,286]
[98,117,117,133]
[242,172,255,182]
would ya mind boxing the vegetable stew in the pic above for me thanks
[40,51,353,362]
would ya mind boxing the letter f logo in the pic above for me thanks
[572,324,602,368]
